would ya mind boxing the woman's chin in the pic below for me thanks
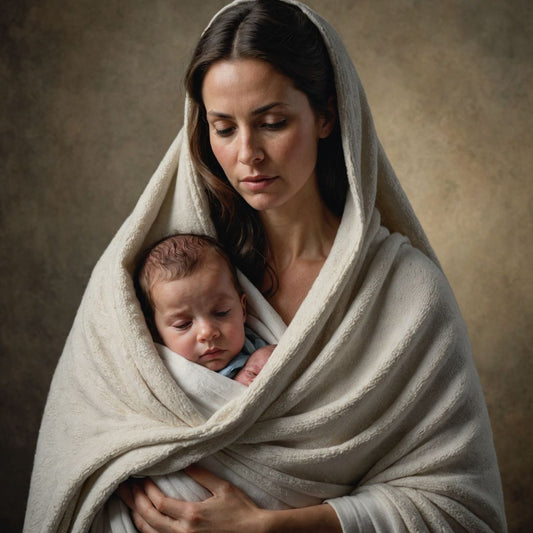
[242,194,283,213]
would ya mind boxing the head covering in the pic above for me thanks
[25,2,505,532]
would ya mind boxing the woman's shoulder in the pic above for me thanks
[370,231,463,324]
[393,236,466,326]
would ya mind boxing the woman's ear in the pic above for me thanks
[318,96,336,139]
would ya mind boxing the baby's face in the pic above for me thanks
[152,252,246,371]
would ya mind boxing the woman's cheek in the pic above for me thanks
[210,137,232,172]
[214,147,240,190]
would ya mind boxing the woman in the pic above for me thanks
[25,1,506,532]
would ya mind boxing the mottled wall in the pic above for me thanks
[1,0,531,531]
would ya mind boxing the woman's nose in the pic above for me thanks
[197,320,220,342]
[238,131,263,165]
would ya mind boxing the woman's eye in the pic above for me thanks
[214,126,235,137]
[262,119,287,131]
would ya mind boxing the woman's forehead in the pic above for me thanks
[202,59,302,115]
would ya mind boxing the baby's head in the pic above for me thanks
[136,234,246,371]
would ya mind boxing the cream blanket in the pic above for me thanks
[91,345,295,533]
[25,1,506,531]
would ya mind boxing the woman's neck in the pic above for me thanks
[259,201,339,324]
[260,198,340,273]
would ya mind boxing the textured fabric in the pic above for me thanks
[91,345,288,533]
[24,1,506,532]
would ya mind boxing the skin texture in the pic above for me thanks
[203,58,333,215]
[152,250,247,372]
[234,344,275,386]
[120,59,343,532]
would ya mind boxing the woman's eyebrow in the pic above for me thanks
[251,102,284,115]
[206,102,286,119]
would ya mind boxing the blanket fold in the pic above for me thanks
[25,1,505,532]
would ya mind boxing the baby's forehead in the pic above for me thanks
[199,246,230,267]
[156,250,238,294]
[192,249,236,281]
[155,246,228,279]
[197,248,242,290]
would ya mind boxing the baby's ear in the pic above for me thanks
[240,293,247,321]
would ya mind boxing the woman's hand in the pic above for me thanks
[117,465,342,533]
[117,465,267,533]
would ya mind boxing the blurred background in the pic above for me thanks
[2,0,532,531]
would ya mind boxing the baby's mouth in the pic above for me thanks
[201,347,224,359]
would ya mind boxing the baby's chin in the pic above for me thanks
[203,357,234,372]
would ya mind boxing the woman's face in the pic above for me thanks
[201,59,333,214]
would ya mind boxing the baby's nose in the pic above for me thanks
[198,320,220,342]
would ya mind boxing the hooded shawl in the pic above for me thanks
[24,1,506,531]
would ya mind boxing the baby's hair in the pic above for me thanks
[135,233,242,337]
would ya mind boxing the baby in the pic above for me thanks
[136,233,274,386]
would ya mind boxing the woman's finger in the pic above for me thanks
[131,481,179,533]
[142,477,204,523]
[118,481,161,531]
[141,478,167,503]
[142,478,190,517]
[131,509,161,533]
[183,464,232,495]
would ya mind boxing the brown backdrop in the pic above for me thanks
[2,1,532,531]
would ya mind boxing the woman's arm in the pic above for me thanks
[118,466,343,533]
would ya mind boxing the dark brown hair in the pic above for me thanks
[185,0,347,293]
[136,234,242,336]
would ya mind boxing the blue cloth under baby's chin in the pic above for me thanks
[217,326,268,379]
[217,353,251,378]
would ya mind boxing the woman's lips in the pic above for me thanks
[240,175,278,191]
